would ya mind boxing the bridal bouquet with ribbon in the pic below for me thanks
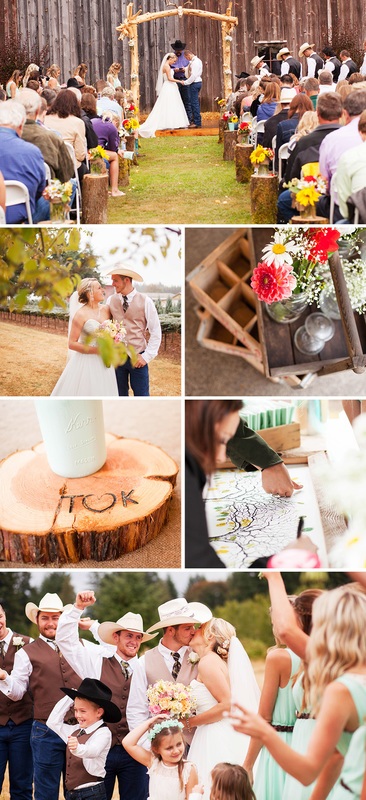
[146,679,197,720]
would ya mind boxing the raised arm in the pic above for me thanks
[264,573,308,658]
[123,717,156,767]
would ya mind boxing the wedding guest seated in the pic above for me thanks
[0,99,49,223]
[316,89,366,220]
[240,77,260,109]
[97,85,122,121]
[249,78,271,117]
[18,88,74,182]
[95,80,109,97]
[262,87,297,148]
[81,94,124,197]
[45,89,88,179]
[337,110,366,220]
[348,72,366,85]
[68,86,98,149]
[278,92,343,221]
[280,73,295,89]
[40,88,57,109]
[0,170,5,223]
[275,93,313,169]
[256,82,281,133]
[303,77,319,108]
[318,70,336,93]
[27,79,42,93]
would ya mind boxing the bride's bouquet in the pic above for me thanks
[94,318,137,368]
[146,680,197,720]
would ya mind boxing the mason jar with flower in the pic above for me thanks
[88,145,108,175]
[250,227,341,323]
[285,175,327,219]
[237,120,252,143]
[42,180,73,222]
[250,144,274,175]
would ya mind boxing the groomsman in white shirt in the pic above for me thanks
[56,591,157,800]
[184,50,203,128]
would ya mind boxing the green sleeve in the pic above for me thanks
[226,418,283,471]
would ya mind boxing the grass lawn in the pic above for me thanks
[0,322,181,396]
[107,135,252,224]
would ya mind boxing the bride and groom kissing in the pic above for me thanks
[52,265,162,397]
[139,40,203,138]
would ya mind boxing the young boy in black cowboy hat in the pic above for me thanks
[47,677,121,800]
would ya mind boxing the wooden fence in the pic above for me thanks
[5,0,366,111]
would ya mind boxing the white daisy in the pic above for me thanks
[262,232,298,269]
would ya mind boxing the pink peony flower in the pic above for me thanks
[251,262,297,303]
[150,705,161,714]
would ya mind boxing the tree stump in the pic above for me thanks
[291,215,329,224]
[118,154,130,187]
[218,119,225,143]
[0,434,178,565]
[82,174,109,224]
[235,143,254,183]
[126,135,138,165]
[223,130,238,161]
[250,174,278,223]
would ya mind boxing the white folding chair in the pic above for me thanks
[329,171,337,224]
[252,120,265,148]
[278,143,290,181]
[249,116,257,145]
[272,135,277,152]
[240,111,253,125]
[4,180,33,224]
[44,162,52,184]
[64,142,81,224]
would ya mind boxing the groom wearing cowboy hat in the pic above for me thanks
[171,39,192,122]
[0,593,83,800]
[105,264,162,396]
[126,598,212,744]
[56,590,157,800]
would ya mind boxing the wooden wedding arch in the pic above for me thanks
[116,3,238,112]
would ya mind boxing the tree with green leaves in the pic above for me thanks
[165,296,173,314]
[0,573,32,635]
[155,297,163,314]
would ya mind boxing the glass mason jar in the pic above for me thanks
[49,201,67,222]
[265,291,308,323]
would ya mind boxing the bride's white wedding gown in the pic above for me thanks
[188,680,252,798]
[52,318,118,396]
[139,73,189,138]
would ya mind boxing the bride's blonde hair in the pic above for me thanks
[78,278,96,304]
[308,584,366,715]
[202,618,236,660]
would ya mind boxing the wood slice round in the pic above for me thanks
[0,434,178,565]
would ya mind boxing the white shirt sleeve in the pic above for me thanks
[185,57,203,85]
[0,647,32,700]
[338,63,348,81]
[324,60,334,74]
[75,726,112,759]
[140,296,162,364]
[126,653,151,746]
[281,61,290,76]
[55,606,104,679]
[89,621,117,657]
[307,57,316,78]
[46,695,77,743]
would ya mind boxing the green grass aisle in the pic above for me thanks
[107,135,252,224]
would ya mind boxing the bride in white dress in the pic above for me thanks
[52,278,118,396]
[187,618,260,798]
[139,53,189,138]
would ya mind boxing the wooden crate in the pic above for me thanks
[196,310,265,374]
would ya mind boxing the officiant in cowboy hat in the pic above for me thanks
[171,39,192,121]
[277,47,302,79]
[56,590,157,800]
[250,56,270,77]
[104,263,162,397]
[126,598,212,743]
[0,593,83,800]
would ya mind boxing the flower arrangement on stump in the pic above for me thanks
[250,227,341,322]
[250,145,274,175]
[42,180,73,222]
[88,145,108,174]
[237,120,252,143]
[215,97,227,119]
[222,110,238,130]
[285,175,327,218]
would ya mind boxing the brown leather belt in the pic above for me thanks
[271,723,295,732]
[295,712,311,719]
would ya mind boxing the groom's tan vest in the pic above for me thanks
[145,647,198,744]
[109,292,147,354]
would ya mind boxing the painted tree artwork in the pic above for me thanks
[204,466,327,568]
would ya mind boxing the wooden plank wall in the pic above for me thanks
[12,0,366,112]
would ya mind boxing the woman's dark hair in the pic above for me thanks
[9,70,22,85]
[288,93,313,119]
[293,589,323,636]
[27,80,40,92]
[185,399,242,475]
[81,92,97,115]
[47,89,81,118]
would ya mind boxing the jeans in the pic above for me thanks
[190,82,202,126]
[33,196,50,223]
[277,189,294,222]
[104,744,148,800]
[115,358,149,396]
[31,721,66,800]
[66,782,106,800]
[0,718,33,800]
[178,81,192,121]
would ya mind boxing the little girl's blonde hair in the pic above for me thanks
[211,763,256,800]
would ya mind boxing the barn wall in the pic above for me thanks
[12,0,366,112]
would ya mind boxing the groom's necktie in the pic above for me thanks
[121,660,130,680]
[122,295,129,313]
[0,641,5,659]
[171,651,181,680]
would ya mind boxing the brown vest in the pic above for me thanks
[65,725,107,791]
[108,292,147,353]
[0,633,33,725]
[145,647,198,745]
[100,657,130,747]
[23,638,82,721]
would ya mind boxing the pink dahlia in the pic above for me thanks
[251,261,297,303]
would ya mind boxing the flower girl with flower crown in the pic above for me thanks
[123,715,198,800]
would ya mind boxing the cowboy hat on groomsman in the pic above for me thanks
[299,42,324,78]
[277,47,302,80]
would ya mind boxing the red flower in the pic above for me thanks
[251,262,297,303]
[307,227,340,263]
[303,175,318,184]
[222,112,229,120]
